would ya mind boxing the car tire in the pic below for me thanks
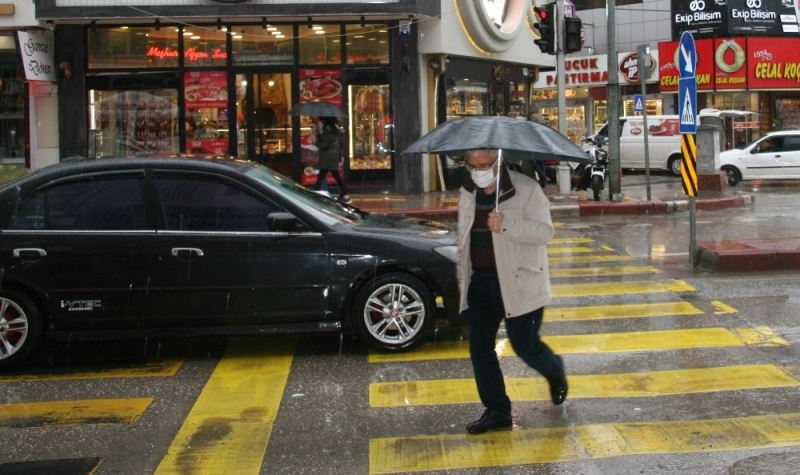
[0,289,44,370]
[723,166,741,186]
[668,155,682,176]
[352,273,435,352]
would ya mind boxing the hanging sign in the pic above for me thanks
[16,29,56,82]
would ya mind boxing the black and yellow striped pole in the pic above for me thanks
[681,133,698,267]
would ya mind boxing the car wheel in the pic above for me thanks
[353,273,435,352]
[723,166,741,186]
[668,155,682,176]
[0,289,43,370]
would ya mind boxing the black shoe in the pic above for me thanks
[549,356,568,405]
[465,409,512,434]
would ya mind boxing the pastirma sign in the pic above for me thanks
[16,29,55,82]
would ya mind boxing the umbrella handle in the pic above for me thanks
[495,149,502,212]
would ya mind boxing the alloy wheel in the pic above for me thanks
[0,297,29,361]
[362,283,426,346]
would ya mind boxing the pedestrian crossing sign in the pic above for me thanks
[678,77,697,134]
[633,94,644,112]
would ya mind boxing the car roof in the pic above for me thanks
[766,130,800,137]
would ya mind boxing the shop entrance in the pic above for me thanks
[235,71,294,177]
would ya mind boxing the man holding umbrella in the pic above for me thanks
[403,116,589,433]
[458,148,568,434]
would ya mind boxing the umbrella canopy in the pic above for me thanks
[402,116,591,163]
[288,101,347,118]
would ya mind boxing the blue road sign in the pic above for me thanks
[633,94,644,112]
[679,77,697,134]
[678,31,697,80]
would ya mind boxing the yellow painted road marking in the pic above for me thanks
[0,360,183,383]
[369,364,798,407]
[155,337,294,475]
[369,413,800,473]
[732,326,790,346]
[550,265,661,279]
[549,255,635,264]
[368,327,785,363]
[711,300,738,314]
[546,301,703,322]
[549,237,593,244]
[547,246,595,254]
[600,245,616,252]
[552,279,695,298]
[0,398,152,428]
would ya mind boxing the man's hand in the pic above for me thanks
[487,211,504,233]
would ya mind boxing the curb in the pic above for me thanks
[697,239,800,272]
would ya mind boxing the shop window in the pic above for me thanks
[184,71,229,155]
[89,27,179,69]
[232,25,293,66]
[299,24,342,65]
[349,84,392,170]
[447,80,488,121]
[345,25,389,65]
[89,89,179,157]
[0,47,23,161]
[183,28,228,67]
[254,73,293,156]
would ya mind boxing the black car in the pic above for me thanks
[0,156,459,369]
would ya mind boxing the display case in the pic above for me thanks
[538,105,586,143]
[349,84,393,170]
[447,80,488,121]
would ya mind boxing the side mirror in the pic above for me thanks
[267,211,307,232]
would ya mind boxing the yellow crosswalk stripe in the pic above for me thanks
[549,254,635,264]
[369,364,798,407]
[155,337,294,475]
[0,398,152,428]
[550,265,661,279]
[547,246,595,254]
[0,360,183,383]
[552,279,694,298]
[368,326,787,363]
[369,413,800,473]
[711,300,738,314]
[549,237,593,244]
[545,301,703,322]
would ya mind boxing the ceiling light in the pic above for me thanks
[355,35,365,38]
[183,31,192,36]
[233,34,243,39]
[191,35,200,40]
[315,30,326,35]
[312,25,323,30]
[267,26,277,31]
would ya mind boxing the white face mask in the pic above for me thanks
[471,169,496,188]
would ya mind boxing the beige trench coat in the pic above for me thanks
[457,170,554,318]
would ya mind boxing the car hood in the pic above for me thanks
[349,214,455,244]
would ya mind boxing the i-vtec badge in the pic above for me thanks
[60,299,102,312]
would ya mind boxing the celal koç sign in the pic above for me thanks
[672,0,800,39]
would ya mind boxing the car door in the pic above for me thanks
[2,171,156,330]
[744,136,784,179]
[777,135,800,178]
[150,170,330,327]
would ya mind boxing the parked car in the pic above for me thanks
[0,156,459,369]
[588,115,683,176]
[720,130,800,185]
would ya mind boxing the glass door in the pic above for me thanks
[345,68,393,188]
[235,72,294,176]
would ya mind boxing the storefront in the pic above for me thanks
[659,36,800,149]
[35,0,434,192]
[531,50,665,143]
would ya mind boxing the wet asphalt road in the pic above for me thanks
[2,176,800,474]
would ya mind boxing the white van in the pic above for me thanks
[590,115,683,176]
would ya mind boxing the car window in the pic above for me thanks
[782,136,800,151]
[9,176,146,230]
[755,137,782,153]
[155,174,279,232]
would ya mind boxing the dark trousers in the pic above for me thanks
[468,271,562,414]
[313,168,347,196]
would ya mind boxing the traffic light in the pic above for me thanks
[533,3,556,55]
[564,16,582,54]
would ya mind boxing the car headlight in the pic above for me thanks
[433,245,458,263]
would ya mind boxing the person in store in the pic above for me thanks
[457,149,567,435]
[313,116,350,203]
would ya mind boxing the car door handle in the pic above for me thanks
[171,247,204,258]
[12,248,47,259]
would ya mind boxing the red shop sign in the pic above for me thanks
[714,37,747,90]
[658,39,714,92]
[747,37,800,89]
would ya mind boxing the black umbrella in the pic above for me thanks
[402,116,590,163]
[403,116,591,210]
[288,101,347,118]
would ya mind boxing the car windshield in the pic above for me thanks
[243,163,363,226]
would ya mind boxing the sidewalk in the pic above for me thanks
[349,182,800,273]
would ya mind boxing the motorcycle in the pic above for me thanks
[573,135,609,201]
